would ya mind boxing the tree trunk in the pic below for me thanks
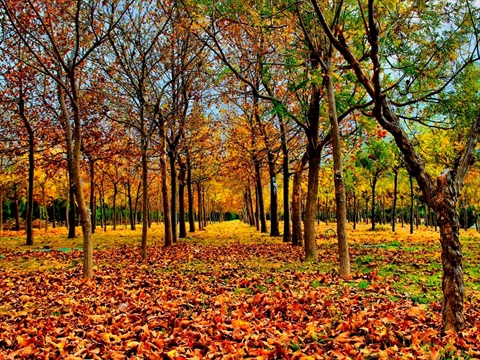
[187,155,195,233]
[304,151,320,260]
[267,154,280,236]
[202,187,207,227]
[254,161,267,233]
[127,181,135,231]
[169,153,178,243]
[279,116,291,242]
[247,186,256,226]
[435,170,465,332]
[141,134,149,258]
[70,80,93,278]
[292,154,307,246]
[112,182,117,230]
[89,160,96,234]
[19,94,35,245]
[160,119,172,247]
[392,169,398,232]
[325,57,350,277]
[178,167,187,238]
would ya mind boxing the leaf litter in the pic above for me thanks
[0,223,479,358]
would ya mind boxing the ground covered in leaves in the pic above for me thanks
[0,221,479,359]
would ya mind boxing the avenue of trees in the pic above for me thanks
[0,0,478,332]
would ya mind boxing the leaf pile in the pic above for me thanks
[0,240,479,358]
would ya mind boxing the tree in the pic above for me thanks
[311,0,480,330]
[1,0,131,278]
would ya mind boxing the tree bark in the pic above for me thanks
[178,162,187,238]
[112,182,117,230]
[305,148,320,260]
[126,181,135,231]
[141,133,149,258]
[436,170,465,332]
[160,119,172,247]
[292,153,307,246]
[254,161,267,233]
[279,116,291,242]
[267,153,280,236]
[19,93,34,245]
[303,63,322,260]
[325,56,350,277]
[89,159,96,234]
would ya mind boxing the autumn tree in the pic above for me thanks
[1,0,131,278]
[311,0,480,330]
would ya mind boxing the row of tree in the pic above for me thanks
[0,0,478,332]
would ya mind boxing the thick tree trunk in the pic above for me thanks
[392,169,398,232]
[435,170,465,332]
[304,150,320,260]
[254,161,267,233]
[267,154,280,236]
[325,58,350,277]
[187,155,195,233]
[292,154,307,246]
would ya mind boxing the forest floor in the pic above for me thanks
[0,220,479,359]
